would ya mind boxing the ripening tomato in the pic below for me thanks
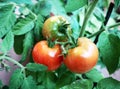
[42,16,71,41]
[64,37,99,73]
[32,41,63,71]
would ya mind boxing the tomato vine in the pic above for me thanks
[0,0,120,89]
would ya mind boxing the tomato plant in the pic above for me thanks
[32,40,63,71]
[64,37,99,73]
[0,0,120,89]
[42,16,71,41]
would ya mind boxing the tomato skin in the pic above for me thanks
[42,16,71,41]
[64,37,99,73]
[32,41,63,71]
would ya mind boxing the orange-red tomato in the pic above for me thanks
[32,41,63,71]
[64,37,99,73]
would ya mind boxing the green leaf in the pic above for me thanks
[103,0,110,7]
[0,80,3,89]
[20,31,34,63]
[3,0,33,4]
[19,7,30,16]
[37,86,45,89]
[97,77,120,89]
[55,64,68,78]
[2,85,9,89]
[109,29,120,39]
[34,14,44,41]
[61,79,93,89]
[114,0,120,6]
[98,0,110,8]
[26,63,47,72]
[49,0,66,15]
[12,13,36,35]
[9,69,24,89]
[38,0,51,16]
[21,76,37,89]
[0,31,14,53]
[70,15,80,39]
[37,72,46,83]
[65,0,88,12]
[114,0,120,8]
[85,68,104,82]
[86,13,103,34]
[97,31,120,74]
[31,0,51,15]
[56,71,76,88]
[44,72,57,89]
[93,7,104,22]
[14,35,25,54]
[0,3,16,38]
[39,72,57,89]
[78,7,103,36]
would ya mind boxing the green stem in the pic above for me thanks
[0,56,25,69]
[88,22,120,38]
[108,22,120,29]
[47,38,55,48]
[79,0,98,37]
[88,29,105,38]
[29,10,37,21]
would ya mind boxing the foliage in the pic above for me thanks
[0,0,120,89]
[97,77,120,89]
[97,31,120,74]
[0,80,3,89]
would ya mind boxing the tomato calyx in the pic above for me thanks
[55,31,77,57]
[47,37,56,48]
[58,21,70,35]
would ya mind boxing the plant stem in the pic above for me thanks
[88,22,120,38]
[0,56,25,69]
[79,0,98,37]
[108,22,120,29]
[88,28,105,38]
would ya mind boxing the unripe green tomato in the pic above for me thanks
[42,16,71,41]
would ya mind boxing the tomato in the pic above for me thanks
[32,41,63,71]
[64,37,99,73]
[42,16,71,41]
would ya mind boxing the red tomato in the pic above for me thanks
[32,41,63,71]
[64,37,99,73]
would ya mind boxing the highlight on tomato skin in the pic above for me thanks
[63,37,99,74]
[32,40,63,71]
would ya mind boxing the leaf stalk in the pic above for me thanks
[0,55,25,69]
[79,0,98,37]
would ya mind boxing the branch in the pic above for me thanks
[79,0,98,37]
